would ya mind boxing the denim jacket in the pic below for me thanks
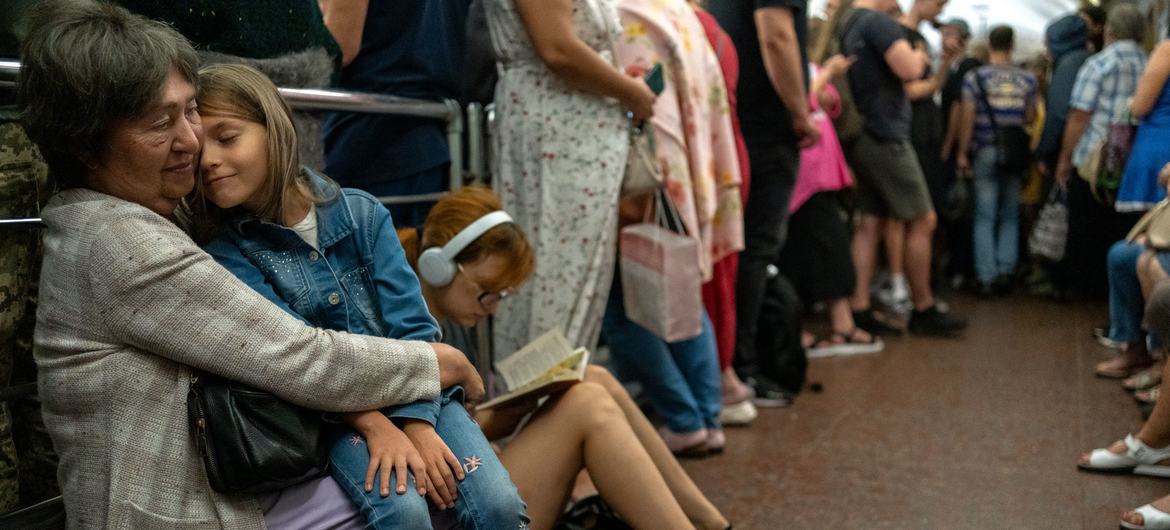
[203,168,444,424]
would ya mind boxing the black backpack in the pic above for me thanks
[757,267,808,395]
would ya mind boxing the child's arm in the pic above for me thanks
[360,193,442,342]
[402,419,464,509]
[345,410,431,497]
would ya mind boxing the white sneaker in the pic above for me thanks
[719,399,758,426]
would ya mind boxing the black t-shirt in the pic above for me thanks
[842,8,911,141]
[709,0,808,141]
[903,26,941,145]
[941,56,983,129]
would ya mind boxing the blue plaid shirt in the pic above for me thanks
[1069,40,1147,167]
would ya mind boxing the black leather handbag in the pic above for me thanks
[188,371,328,494]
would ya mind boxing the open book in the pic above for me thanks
[475,330,590,411]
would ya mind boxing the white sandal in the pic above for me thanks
[1079,434,1170,477]
[1121,504,1170,530]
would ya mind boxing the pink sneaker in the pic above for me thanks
[658,426,709,458]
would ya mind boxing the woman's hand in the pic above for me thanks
[403,420,465,510]
[822,54,856,81]
[622,78,657,124]
[346,411,429,497]
[432,342,485,405]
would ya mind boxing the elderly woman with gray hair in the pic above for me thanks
[19,1,482,528]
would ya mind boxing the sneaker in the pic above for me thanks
[908,305,968,337]
[719,399,758,426]
[742,375,793,408]
[852,309,903,336]
[875,278,913,314]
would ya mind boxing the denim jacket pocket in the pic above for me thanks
[338,265,386,336]
[248,249,312,309]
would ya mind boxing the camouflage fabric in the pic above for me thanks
[0,112,56,512]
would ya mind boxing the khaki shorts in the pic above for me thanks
[847,132,934,220]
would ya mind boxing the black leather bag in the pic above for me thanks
[188,371,328,494]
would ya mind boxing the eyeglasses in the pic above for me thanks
[457,263,516,309]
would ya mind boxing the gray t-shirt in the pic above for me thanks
[842,8,911,140]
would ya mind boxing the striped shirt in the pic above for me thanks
[962,64,1037,151]
[1069,40,1147,167]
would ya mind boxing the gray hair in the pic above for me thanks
[1106,3,1147,43]
[18,0,198,188]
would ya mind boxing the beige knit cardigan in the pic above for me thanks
[34,188,441,529]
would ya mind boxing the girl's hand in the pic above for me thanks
[822,54,856,80]
[354,413,429,498]
[403,420,464,510]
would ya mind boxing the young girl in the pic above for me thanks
[400,186,730,530]
[187,63,527,529]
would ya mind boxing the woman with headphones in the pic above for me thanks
[401,186,731,530]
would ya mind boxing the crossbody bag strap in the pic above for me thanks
[973,69,1000,132]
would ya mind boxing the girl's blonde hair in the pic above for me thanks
[398,186,535,292]
[186,63,334,241]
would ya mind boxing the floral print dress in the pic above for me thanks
[612,0,744,280]
[484,0,630,355]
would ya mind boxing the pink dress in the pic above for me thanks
[693,7,748,371]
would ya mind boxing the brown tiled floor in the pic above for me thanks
[683,294,1168,529]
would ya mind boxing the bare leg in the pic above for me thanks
[500,382,693,530]
[884,220,906,277]
[906,211,938,311]
[850,215,885,310]
[585,366,727,530]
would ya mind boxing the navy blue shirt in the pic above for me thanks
[709,0,808,141]
[842,8,912,141]
[322,1,471,186]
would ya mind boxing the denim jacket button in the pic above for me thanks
[327,292,341,305]
[309,250,319,262]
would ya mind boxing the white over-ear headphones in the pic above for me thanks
[418,210,515,287]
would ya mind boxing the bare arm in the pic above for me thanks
[756,7,818,146]
[1055,108,1091,184]
[940,102,961,160]
[514,0,655,120]
[885,39,925,82]
[956,99,976,175]
[319,0,369,67]
[1132,42,1170,119]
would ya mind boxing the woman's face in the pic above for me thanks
[90,68,201,216]
[199,113,269,211]
[434,253,518,328]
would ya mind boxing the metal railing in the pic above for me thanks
[0,59,473,212]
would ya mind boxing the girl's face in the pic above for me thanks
[199,113,269,211]
[433,253,519,328]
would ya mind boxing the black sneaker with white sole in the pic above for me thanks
[852,309,903,336]
[742,375,793,408]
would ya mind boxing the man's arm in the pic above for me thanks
[884,39,925,82]
[1055,108,1090,185]
[755,6,819,147]
[319,0,369,67]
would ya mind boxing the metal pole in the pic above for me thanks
[466,103,485,184]
[444,99,464,191]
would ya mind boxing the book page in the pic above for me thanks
[494,330,574,390]
[476,348,590,410]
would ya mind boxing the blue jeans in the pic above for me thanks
[972,147,1021,284]
[602,271,721,433]
[1108,239,1146,344]
[328,387,529,529]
